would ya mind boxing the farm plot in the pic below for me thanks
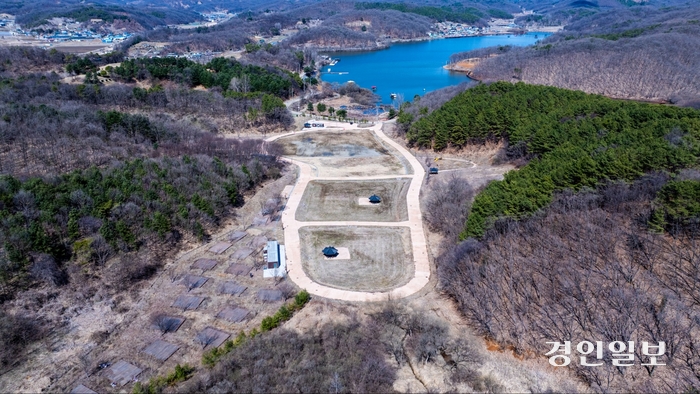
[277,130,411,177]
[299,226,414,292]
[296,179,410,222]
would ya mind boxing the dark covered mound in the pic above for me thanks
[322,246,339,257]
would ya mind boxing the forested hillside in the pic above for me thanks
[412,82,700,392]
[403,82,700,238]
[0,48,291,371]
[4,1,200,30]
[455,6,700,106]
[439,177,700,392]
[111,57,301,98]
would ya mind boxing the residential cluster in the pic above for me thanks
[429,21,483,38]
[3,25,133,44]
[429,19,521,38]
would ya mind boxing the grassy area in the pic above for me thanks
[296,179,410,222]
[299,226,413,292]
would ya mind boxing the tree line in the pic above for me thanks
[354,2,495,25]
[402,82,700,238]
[109,57,302,99]
[183,302,520,393]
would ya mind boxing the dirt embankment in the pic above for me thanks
[443,58,480,77]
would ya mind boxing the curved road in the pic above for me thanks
[266,122,430,302]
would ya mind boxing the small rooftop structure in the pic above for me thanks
[322,246,339,258]
[429,167,439,174]
[263,240,286,278]
[264,241,280,268]
[369,194,381,204]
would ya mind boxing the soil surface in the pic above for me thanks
[296,179,410,222]
[277,129,412,177]
[299,226,414,292]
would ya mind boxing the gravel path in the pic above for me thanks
[267,121,430,301]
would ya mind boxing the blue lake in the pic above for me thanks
[321,33,547,104]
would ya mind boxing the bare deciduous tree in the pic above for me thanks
[196,331,219,349]
[91,236,112,266]
[152,314,182,335]
[29,254,67,287]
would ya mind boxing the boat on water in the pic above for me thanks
[371,86,377,91]
[390,93,397,99]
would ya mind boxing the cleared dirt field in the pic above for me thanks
[296,179,410,222]
[299,226,414,292]
[277,129,411,177]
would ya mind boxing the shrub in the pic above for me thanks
[202,291,311,367]
[132,363,194,394]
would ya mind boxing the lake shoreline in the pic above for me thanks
[316,29,554,54]
[319,33,545,104]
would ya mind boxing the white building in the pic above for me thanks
[263,240,286,278]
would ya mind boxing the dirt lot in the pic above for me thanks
[299,226,413,292]
[277,129,412,177]
[296,179,410,222]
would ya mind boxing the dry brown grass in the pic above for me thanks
[299,226,413,292]
[296,179,410,222]
[277,129,412,177]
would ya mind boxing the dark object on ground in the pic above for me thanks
[181,275,209,290]
[143,340,180,361]
[71,384,97,394]
[219,281,247,296]
[105,360,142,387]
[322,246,339,257]
[172,295,205,311]
[257,289,283,302]
[191,259,218,271]
[196,327,230,349]
[227,263,252,276]
[216,307,250,323]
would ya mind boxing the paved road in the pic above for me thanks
[266,121,430,302]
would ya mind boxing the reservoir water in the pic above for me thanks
[321,32,547,104]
